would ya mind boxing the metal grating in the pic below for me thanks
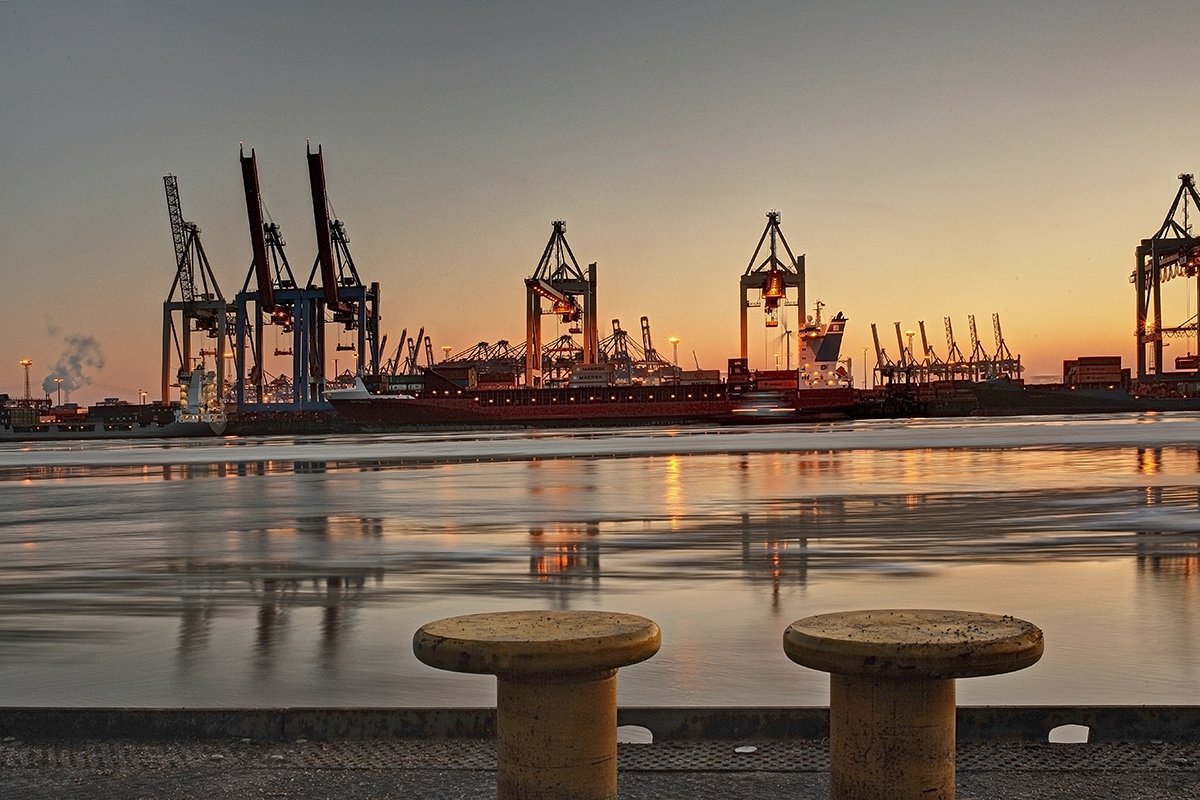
[2,739,1198,773]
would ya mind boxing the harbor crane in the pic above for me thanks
[1134,173,1200,380]
[871,314,1020,385]
[740,211,804,361]
[161,174,231,404]
[232,145,382,408]
[944,317,970,381]
[991,313,1022,377]
[967,315,989,380]
[870,323,896,385]
[234,146,320,407]
[525,221,598,387]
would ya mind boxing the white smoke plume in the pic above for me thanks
[42,334,106,399]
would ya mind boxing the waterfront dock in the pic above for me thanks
[2,707,1197,799]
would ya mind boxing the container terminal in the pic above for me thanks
[3,153,1200,438]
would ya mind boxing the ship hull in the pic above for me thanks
[971,379,1200,415]
[0,418,225,441]
[329,383,857,429]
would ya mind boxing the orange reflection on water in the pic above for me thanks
[529,524,600,583]
[662,455,684,526]
[1138,447,1162,474]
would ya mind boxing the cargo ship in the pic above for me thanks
[328,313,855,428]
[969,356,1200,415]
[970,377,1200,415]
[0,369,226,441]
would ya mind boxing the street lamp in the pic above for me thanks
[54,377,63,406]
[668,337,680,367]
[139,389,147,406]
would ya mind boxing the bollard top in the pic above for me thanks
[783,609,1043,679]
[413,610,661,676]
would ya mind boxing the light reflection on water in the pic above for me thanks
[0,416,1199,707]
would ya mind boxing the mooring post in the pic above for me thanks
[414,610,661,800]
[783,609,1043,800]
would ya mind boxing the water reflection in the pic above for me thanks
[740,512,812,610]
[7,424,1200,706]
[529,524,601,589]
[1134,459,1200,581]
[173,559,384,676]
[1138,447,1162,475]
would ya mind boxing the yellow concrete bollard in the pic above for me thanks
[414,610,661,800]
[783,609,1043,800]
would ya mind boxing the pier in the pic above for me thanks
[2,706,1197,799]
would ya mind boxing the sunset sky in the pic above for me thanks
[2,1,1197,404]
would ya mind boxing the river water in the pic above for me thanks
[1,414,1198,708]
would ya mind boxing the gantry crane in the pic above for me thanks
[991,313,1022,377]
[525,221,597,387]
[232,145,381,408]
[870,323,896,385]
[602,319,634,384]
[161,175,232,404]
[917,320,948,380]
[944,317,969,381]
[1134,173,1200,380]
[740,211,804,361]
[234,146,321,407]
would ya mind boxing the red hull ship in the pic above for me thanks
[328,379,856,429]
[327,312,856,430]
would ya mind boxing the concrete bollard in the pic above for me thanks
[414,610,661,800]
[784,609,1043,800]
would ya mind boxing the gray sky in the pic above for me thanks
[2,1,1197,401]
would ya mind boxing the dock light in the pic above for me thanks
[668,336,680,366]
[441,346,452,361]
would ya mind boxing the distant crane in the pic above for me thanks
[1134,173,1200,380]
[944,317,969,381]
[740,211,804,360]
[967,315,989,379]
[991,313,1022,377]
[525,221,598,387]
[869,323,896,385]
[640,316,664,363]
[161,174,231,404]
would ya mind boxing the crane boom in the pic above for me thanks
[307,144,342,308]
[240,148,275,310]
[163,176,196,304]
[870,323,887,365]
[640,316,658,360]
